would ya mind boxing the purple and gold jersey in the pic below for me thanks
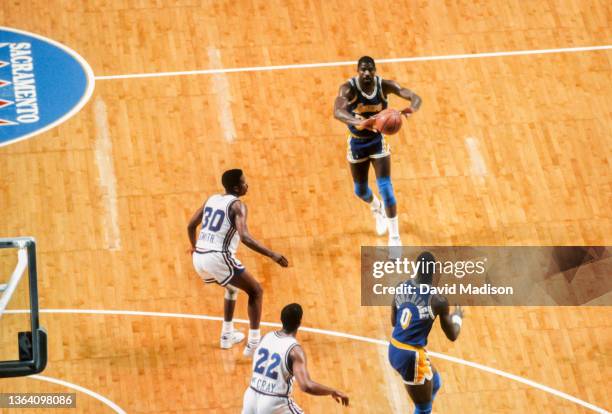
[346,75,387,139]
[391,280,436,347]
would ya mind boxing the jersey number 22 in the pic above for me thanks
[253,348,281,380]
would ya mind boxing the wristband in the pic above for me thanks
[452,314,463,327]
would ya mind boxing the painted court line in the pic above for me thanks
[93,96,121,251]
[30,374,126,414]
[207,47,237,142]
[5,308,610,413]
[465,137,487,184]
[94,45,612,80]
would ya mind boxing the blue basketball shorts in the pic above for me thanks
[388,339,433,385]
[346,134,391,163]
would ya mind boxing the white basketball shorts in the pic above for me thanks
[242,387,304,414]
[192,250,245,287]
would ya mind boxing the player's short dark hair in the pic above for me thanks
[357,56,376,69]
[221,169,243,192]
[417,251,436,281]
[281,303,303,332]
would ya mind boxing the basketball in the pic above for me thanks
[375,108,402,135]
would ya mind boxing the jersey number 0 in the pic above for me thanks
[400,307,412,330]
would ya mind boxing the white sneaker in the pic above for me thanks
[371,206,387,236]
[388,236,403,259]
[243,339,260,357]
[388,236,402,246]
[220,330,245,349]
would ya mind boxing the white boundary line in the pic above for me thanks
[29,374,126,414]
[95,45,612,80]
[4,308,610,414]
[0,27,96,148]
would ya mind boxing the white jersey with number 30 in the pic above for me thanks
[196,194,240,254]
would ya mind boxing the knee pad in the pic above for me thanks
[224,285,238,301]
[414,401,432,414]
[353,181,372,201]
[432,371,442,399]
[376,176,396,207]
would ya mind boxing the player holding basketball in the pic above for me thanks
[242,303,349,413]
[389,252,464,414]
[188,169,289,356]
[334,56,421,246]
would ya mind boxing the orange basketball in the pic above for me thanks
[375,108,402,135]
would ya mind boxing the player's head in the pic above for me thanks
[416,251,436,285]
[222,168,248,196]
[357,56,376,85]
[281,303,303,334]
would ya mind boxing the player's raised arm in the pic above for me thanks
[187,205,204,252]
[290,345,349,406]
[431,295,463,342]
[382,79,422,115]
[230,200,288,267]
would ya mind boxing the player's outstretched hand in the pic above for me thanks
[400,106,414,117]
[358,117,378,132]
[331,390,349,406]
[271,253,289,267]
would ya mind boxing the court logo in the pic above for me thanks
[0,27,94,147]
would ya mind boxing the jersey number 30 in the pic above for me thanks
[202,207,225,232]
[254,348,281,380]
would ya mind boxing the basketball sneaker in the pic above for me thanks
[243,339,260,357]
[220,330,245,349]
[388,236,402,246]
[371,205,387,236]
[388,236,403,259]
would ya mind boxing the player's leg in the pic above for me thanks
[349,158,372,202]
[371,154,400,245]
[220,285,245,349]
[349,157,387,235]
[405,380,433,414]
[431,366,442,402]
[227,269,264,355]
[192,252,246,349]
[224,288,237,322]
[389,345,435,413]
[405,360,438,414]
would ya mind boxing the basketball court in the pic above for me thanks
[0,1,611,413]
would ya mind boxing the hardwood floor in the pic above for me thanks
[0,1,610,412]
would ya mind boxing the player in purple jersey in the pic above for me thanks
[389,252,464,414]
[334,56,422,246]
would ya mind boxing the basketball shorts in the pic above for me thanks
[192,250,245,287]
[388,338,433,385]
[346,134,390,163]
[242,387,304,414]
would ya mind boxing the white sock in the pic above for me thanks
[222,321,233,334]
[248,329,260,343]
[388,216,400,238]
[369,195,382,211]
